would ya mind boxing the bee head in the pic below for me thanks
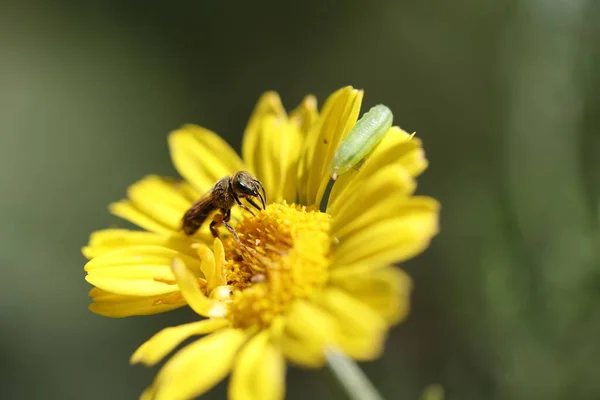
[231,171,266,209]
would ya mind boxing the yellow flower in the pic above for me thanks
[83,86,439,400]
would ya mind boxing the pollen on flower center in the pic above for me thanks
[223,202,332,328]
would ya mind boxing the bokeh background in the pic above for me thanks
[1,1,599,399]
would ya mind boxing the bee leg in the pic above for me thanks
[238,203,256,216]
[221,209,240,243]
[233,194,256,216]
[245,197,263,211]
[209,215,222,239]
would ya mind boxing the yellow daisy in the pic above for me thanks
[83,86,439,400]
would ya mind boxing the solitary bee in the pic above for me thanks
[182,171,266,242]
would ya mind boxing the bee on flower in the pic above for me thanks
[83,86,440,400]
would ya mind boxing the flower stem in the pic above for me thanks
[325,349,385,400]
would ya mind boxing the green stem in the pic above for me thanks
[325,348,385,400]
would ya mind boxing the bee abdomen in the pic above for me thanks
[182,209,209,236]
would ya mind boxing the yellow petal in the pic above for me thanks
[229,331,286,400]
[331,267,412,325]
[131,319,230,366]
[149,328,247,400]
[327,128,426,214]
[332,198,439,274]
[301,86,363,207]
[212,238,227,286]
[110,175,234,238]
[106,175,203,235]
[82,229,198,259]
[249,116,284,202]
[88,288,185,317]
[168,124,244,193]
[85,268,177,297]
[330,164,417,238]
[278,300,339,367]
[84,245,202,273]
[124,176,200,233]
[333,332,386,361]
[361,131,427,178]
[196,243,220,293]
[286,95,319,203]
[314,91,363,206]
[285,300,338,343]
[297,87,342,205]
[278,333,326,368]
[289,94,318,135]
[110,201,174,235]
[200,239,227,293]
[278,120,303,204]
[314,288,387,360]
[140,387,155,400]
[171,257,227,318]
[129,175,196,210]
[84,245,203,296]
[242,92,286,177]
[241,92,302,203]
[316,288,386,336]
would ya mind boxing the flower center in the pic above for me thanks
[223,202,332,328]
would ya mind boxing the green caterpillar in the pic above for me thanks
[328,104,393,180]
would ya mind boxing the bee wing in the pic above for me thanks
[182,194,216,235]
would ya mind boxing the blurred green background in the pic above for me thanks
[1,1,599,399]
